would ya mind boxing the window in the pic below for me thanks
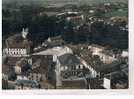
[80,65,83,69]
[76,65,79,69]
[72,66,75,70]
[61,67,64,71]
[65,66,68,70]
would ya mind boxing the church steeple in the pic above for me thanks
[22,28,28,39]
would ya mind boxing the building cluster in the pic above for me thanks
[2,1,128,89]
[67,43,128,89]
[2,29,128,89]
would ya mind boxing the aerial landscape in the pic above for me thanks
[2,0,128,89]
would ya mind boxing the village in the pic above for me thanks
[2,0,128,89]
[2,28,128,89]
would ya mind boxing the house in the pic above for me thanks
[28,55,53,82]
[99,50,117,64]
[88,44,105,55]
[2,56,23,81]
[32,46,73,68]
[88,44,117,64]
[47,36,65,46]
[87,60,128,89]
[34,36,65,53]
[2,56,31,77]
[31,47,73,88]
[55,53,92,88]
[92,61,122,75]
[57,11,84,26]
[14,58,31,75]
[110,70,128,89]
[58,54,84,78]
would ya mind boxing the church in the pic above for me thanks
[3,28,32,57]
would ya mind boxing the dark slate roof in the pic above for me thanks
[58,54,80,66]
[99,61,122,74]
[91,61,122,74]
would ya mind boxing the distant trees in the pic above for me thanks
[28,14,59,46]
[2,8,23,38]
[2,4,59,47]
[2,2,128,49]
[91,21,128,49]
